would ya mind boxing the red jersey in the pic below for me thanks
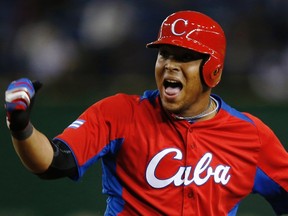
[55,90,288,215]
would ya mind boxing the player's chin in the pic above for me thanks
[160,96,183,114]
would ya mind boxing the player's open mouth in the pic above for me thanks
[163,79,183,97]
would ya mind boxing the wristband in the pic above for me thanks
[11,122,34,140]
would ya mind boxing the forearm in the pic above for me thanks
[11,125,53,174]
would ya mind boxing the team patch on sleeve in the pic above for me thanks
[68,119,86,129]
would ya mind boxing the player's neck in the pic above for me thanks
[172,96,219,123]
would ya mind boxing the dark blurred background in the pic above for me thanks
[1,0,288,215]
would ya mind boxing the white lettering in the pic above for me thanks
[146,148,182,188]
[146,148,231,188]
[171,19,188,36]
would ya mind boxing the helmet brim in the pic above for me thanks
[146,37,210,55]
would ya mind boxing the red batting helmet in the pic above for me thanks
[147,11,226,87]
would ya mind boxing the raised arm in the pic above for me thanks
[5,78,53,173]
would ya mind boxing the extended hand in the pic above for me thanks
[5,78,42,131]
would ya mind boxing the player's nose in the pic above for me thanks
[164,58,181,73]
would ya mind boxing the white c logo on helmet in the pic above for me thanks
[171,19,188,36]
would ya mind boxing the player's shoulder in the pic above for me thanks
[241,112,271,131]
[216,95,268,128]
[215,94,254,125]
[224,103,273,135]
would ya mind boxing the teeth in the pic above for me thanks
[166,80,178,83]
[164,79,182,89]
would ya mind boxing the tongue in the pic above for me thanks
[165,87,181,95]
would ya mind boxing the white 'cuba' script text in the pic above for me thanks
[146,148,231,188]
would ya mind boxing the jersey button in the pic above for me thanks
[188,128,193,133]
[188,190,194,198]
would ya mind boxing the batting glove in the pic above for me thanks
[5,78,42,136]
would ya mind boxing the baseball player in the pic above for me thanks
[4,11,288,215]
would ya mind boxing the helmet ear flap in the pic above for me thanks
[202,57,223,88]
[210,67,222,87]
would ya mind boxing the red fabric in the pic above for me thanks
[55,93,288,215]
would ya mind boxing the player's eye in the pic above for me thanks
[177,52,204,62]
[159,49,170,59]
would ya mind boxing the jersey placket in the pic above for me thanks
[176,121,198,215]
